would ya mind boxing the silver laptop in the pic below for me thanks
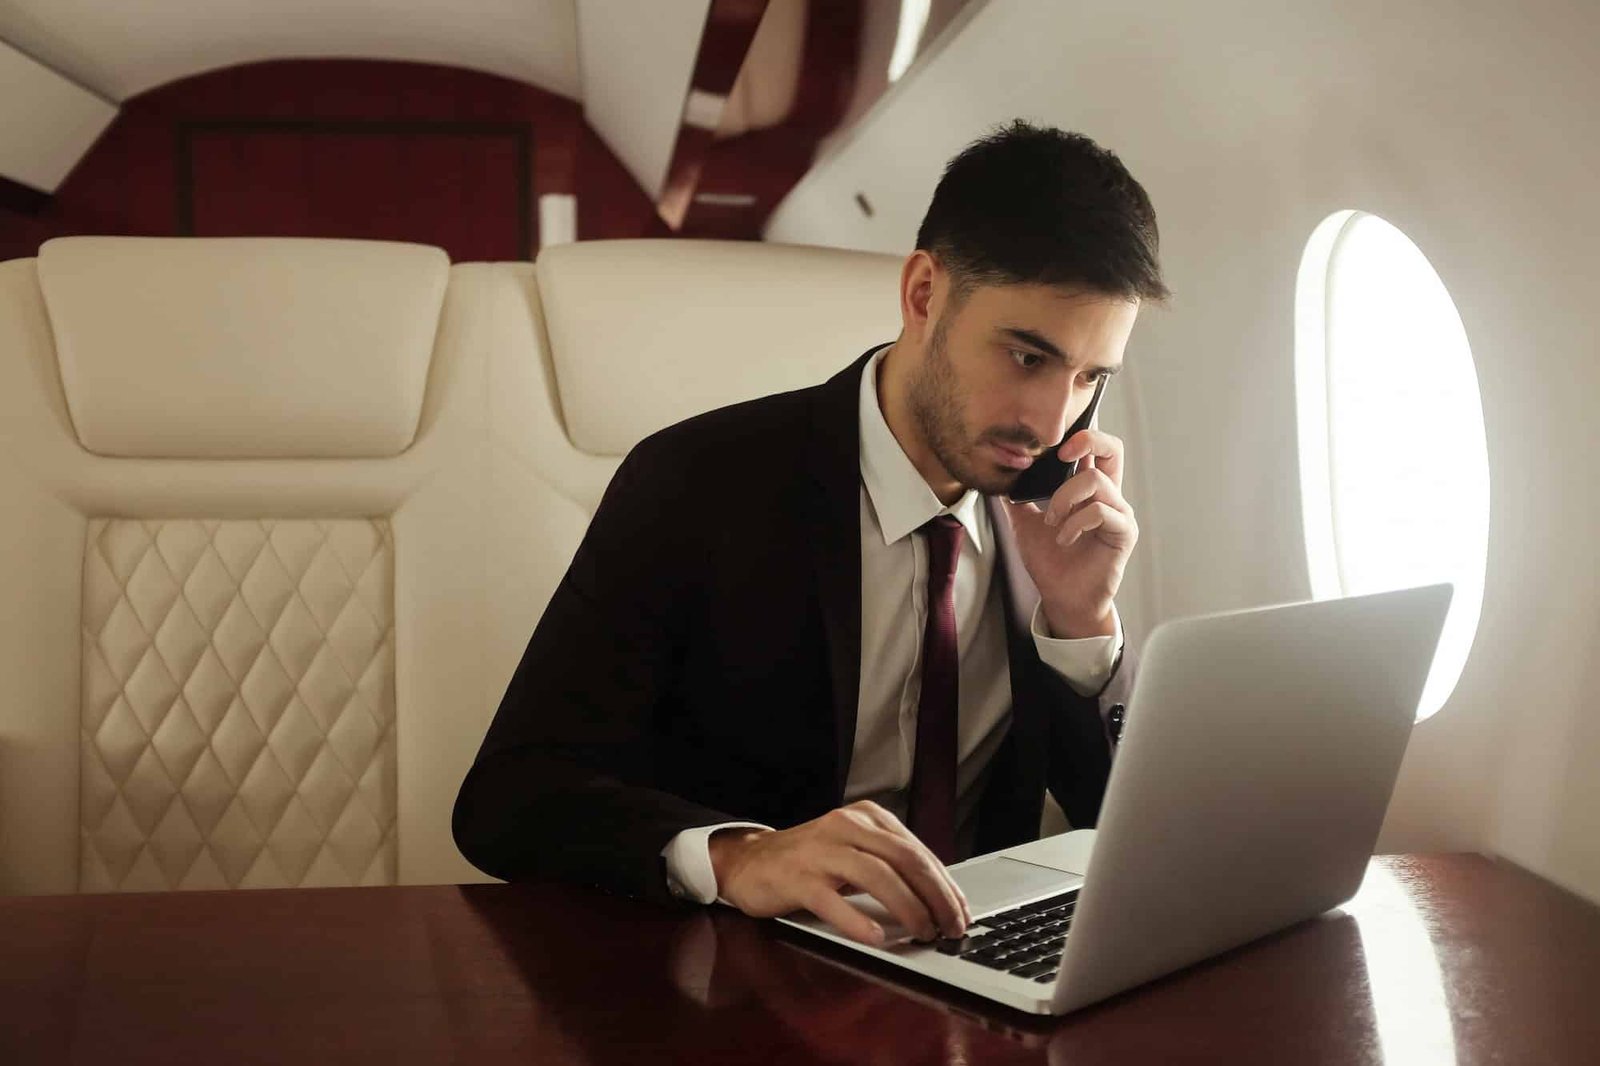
[778,583,1453,1015]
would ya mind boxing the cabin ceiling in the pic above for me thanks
[0,0,904,232]
[0,0,584,102]
[0,0,719,202]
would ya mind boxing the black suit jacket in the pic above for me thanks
[452,348,1137,904]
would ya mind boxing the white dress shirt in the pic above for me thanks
[662,346,1123,902]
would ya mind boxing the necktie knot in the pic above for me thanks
[919,514,965,591]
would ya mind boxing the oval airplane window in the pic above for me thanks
[1295,210,1490,722]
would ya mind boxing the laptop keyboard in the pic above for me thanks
[933,888,1078,983]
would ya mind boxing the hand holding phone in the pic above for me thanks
[1005,374,1111,504]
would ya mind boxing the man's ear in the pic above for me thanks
[899,250,941,343]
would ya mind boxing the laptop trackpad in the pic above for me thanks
[953,857,1083,917]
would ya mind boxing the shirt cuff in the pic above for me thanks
[1031,602,1124,697]
[661,822,773,904]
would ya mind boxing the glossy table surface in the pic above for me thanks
[4,853,1599,1065]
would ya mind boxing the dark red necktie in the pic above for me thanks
[907,514,965,864]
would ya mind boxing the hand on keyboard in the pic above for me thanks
[708,800,972,945]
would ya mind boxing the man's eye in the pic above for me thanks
[1011,349,1044,370]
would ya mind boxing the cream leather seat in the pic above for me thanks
[0,235,901,895]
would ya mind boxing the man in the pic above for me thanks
[453,120,1169,948]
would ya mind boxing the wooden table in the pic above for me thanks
[4,854,1599,1064]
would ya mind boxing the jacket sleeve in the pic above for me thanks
[1040,632,1139,829]
[451,441,742,903]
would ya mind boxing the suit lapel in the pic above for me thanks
[806,348,879,801]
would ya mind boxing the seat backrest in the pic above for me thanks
[0,235,902,894]
[531,238,907,462]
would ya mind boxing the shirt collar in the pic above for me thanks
[858,344,986,552]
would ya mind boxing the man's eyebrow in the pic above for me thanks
[999,327,1122,374]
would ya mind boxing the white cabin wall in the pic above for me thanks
[767,0,1600,902]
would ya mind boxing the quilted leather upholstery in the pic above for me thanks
[81,518,395,891]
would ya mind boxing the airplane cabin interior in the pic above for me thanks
[1,1,1597,1062]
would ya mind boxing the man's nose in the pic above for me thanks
[1037,383,1090,448]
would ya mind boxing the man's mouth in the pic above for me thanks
[986,442,1036,470]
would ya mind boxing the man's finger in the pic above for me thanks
[828,850,939,941]
[1059,429,1124,489]
[1057,501,1136,549]
[848,804,971,927]
[846,824,968,937]
[844,797,966,921]
[803,886,886,947]
[1043,468,1130,527]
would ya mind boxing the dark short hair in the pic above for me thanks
[915,119,1170,305]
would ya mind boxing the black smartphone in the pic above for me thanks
[1005,374,1110,504]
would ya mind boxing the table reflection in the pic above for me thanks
[452,858,1473,1066]
[676,911,1026,1063]
[456,884,1029,1064]
[1348,861,1460,1066]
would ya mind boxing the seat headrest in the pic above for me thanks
[37,237,449,459]
[534,240,903,456]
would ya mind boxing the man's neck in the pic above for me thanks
[876,341,965,506]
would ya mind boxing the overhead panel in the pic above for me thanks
[577,0,713,201]
[0,38,115,193]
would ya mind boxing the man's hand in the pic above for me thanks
[707,800,971,946]
[1002,428,1138,639]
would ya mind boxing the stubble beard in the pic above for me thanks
[907,316,1023,498]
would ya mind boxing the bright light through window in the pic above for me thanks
[1295,211,1490,722]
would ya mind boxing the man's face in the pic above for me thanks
[906,279,1140,496]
